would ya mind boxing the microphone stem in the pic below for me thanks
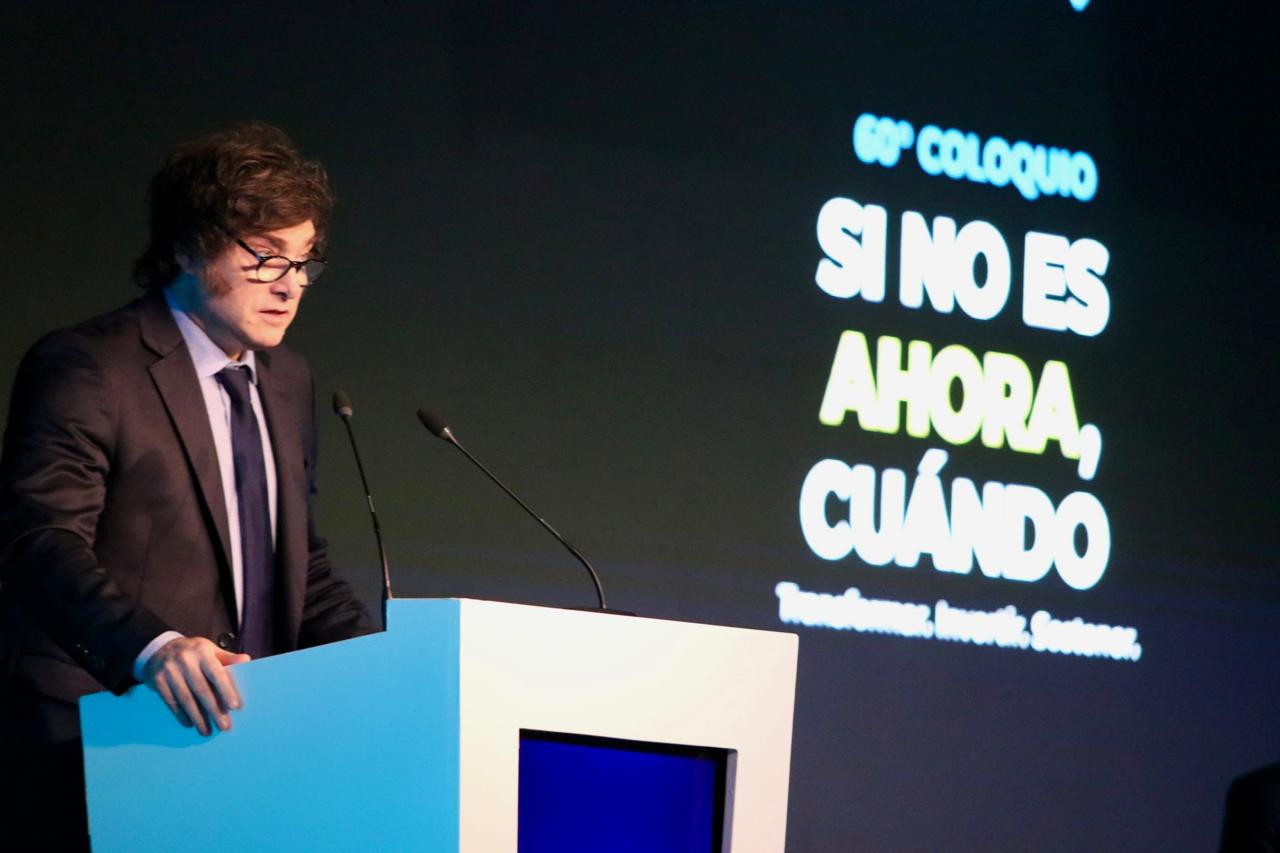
[442,430,607,610]
[339,415,394,623]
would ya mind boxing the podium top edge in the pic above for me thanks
[386,597,799,642]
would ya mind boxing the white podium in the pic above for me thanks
[81,598,799,851]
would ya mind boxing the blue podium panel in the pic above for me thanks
[81,599,462,852]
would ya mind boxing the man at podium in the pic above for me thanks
[0,122,375,849]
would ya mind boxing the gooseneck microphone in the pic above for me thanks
[332,391,393,626]
[416,408,609,611]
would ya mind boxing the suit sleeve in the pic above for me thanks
[1220,763,1280,852]
[295,371,377,648]
[0,332,171,693]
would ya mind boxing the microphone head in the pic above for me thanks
[416,408,451,439]
[332,390,354,418]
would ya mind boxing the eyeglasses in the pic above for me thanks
[236,239,328,285]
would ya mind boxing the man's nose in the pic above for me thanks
[271,265,306,298]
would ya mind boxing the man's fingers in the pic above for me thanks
[142,637,249,734]
[152,676,193,728]
[200,655,242,713]
[181,658,231,733]
[164,668,210,736]
[213,649,252,666]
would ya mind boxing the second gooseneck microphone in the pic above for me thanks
[416,408,609,611]
[333,391,393,626]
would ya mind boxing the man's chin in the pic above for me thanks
[246,331,289,352]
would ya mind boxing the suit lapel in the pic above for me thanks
[254,351,306,649]
[137,293,238,629]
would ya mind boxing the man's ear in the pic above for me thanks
[175,249,200,276]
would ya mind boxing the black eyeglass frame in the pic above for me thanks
[235,238,328,285]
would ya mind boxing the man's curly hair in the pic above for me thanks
[134,122,333,290]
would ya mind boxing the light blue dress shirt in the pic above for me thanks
[131,291,280,679]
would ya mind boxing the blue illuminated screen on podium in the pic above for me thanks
[517,730,732,853]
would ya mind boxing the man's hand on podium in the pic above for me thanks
[142,637,250,736]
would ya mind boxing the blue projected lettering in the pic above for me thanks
[853,113,1098,202]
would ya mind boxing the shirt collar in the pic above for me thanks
[164,288,258,383]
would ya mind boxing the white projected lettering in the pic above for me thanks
[814,197,887,301]
[798,450,1110,590]
[1030,609,1142,660]
[788,112,1133,660]
[899,212,1011,320]
[853,112,1099,202]
[774,582,1140,660]
[935,601,1029,649]
[814,197,1111,335]
[1022,231,1111,336]
[774,582,935,638]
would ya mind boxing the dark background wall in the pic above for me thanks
[2,2,1277,849]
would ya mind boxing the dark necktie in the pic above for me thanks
[215,366,275,659]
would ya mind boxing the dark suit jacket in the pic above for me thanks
[1222,762,1280,852]
[0,291,373,748]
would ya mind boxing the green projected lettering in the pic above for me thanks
[818,330,1100,472]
